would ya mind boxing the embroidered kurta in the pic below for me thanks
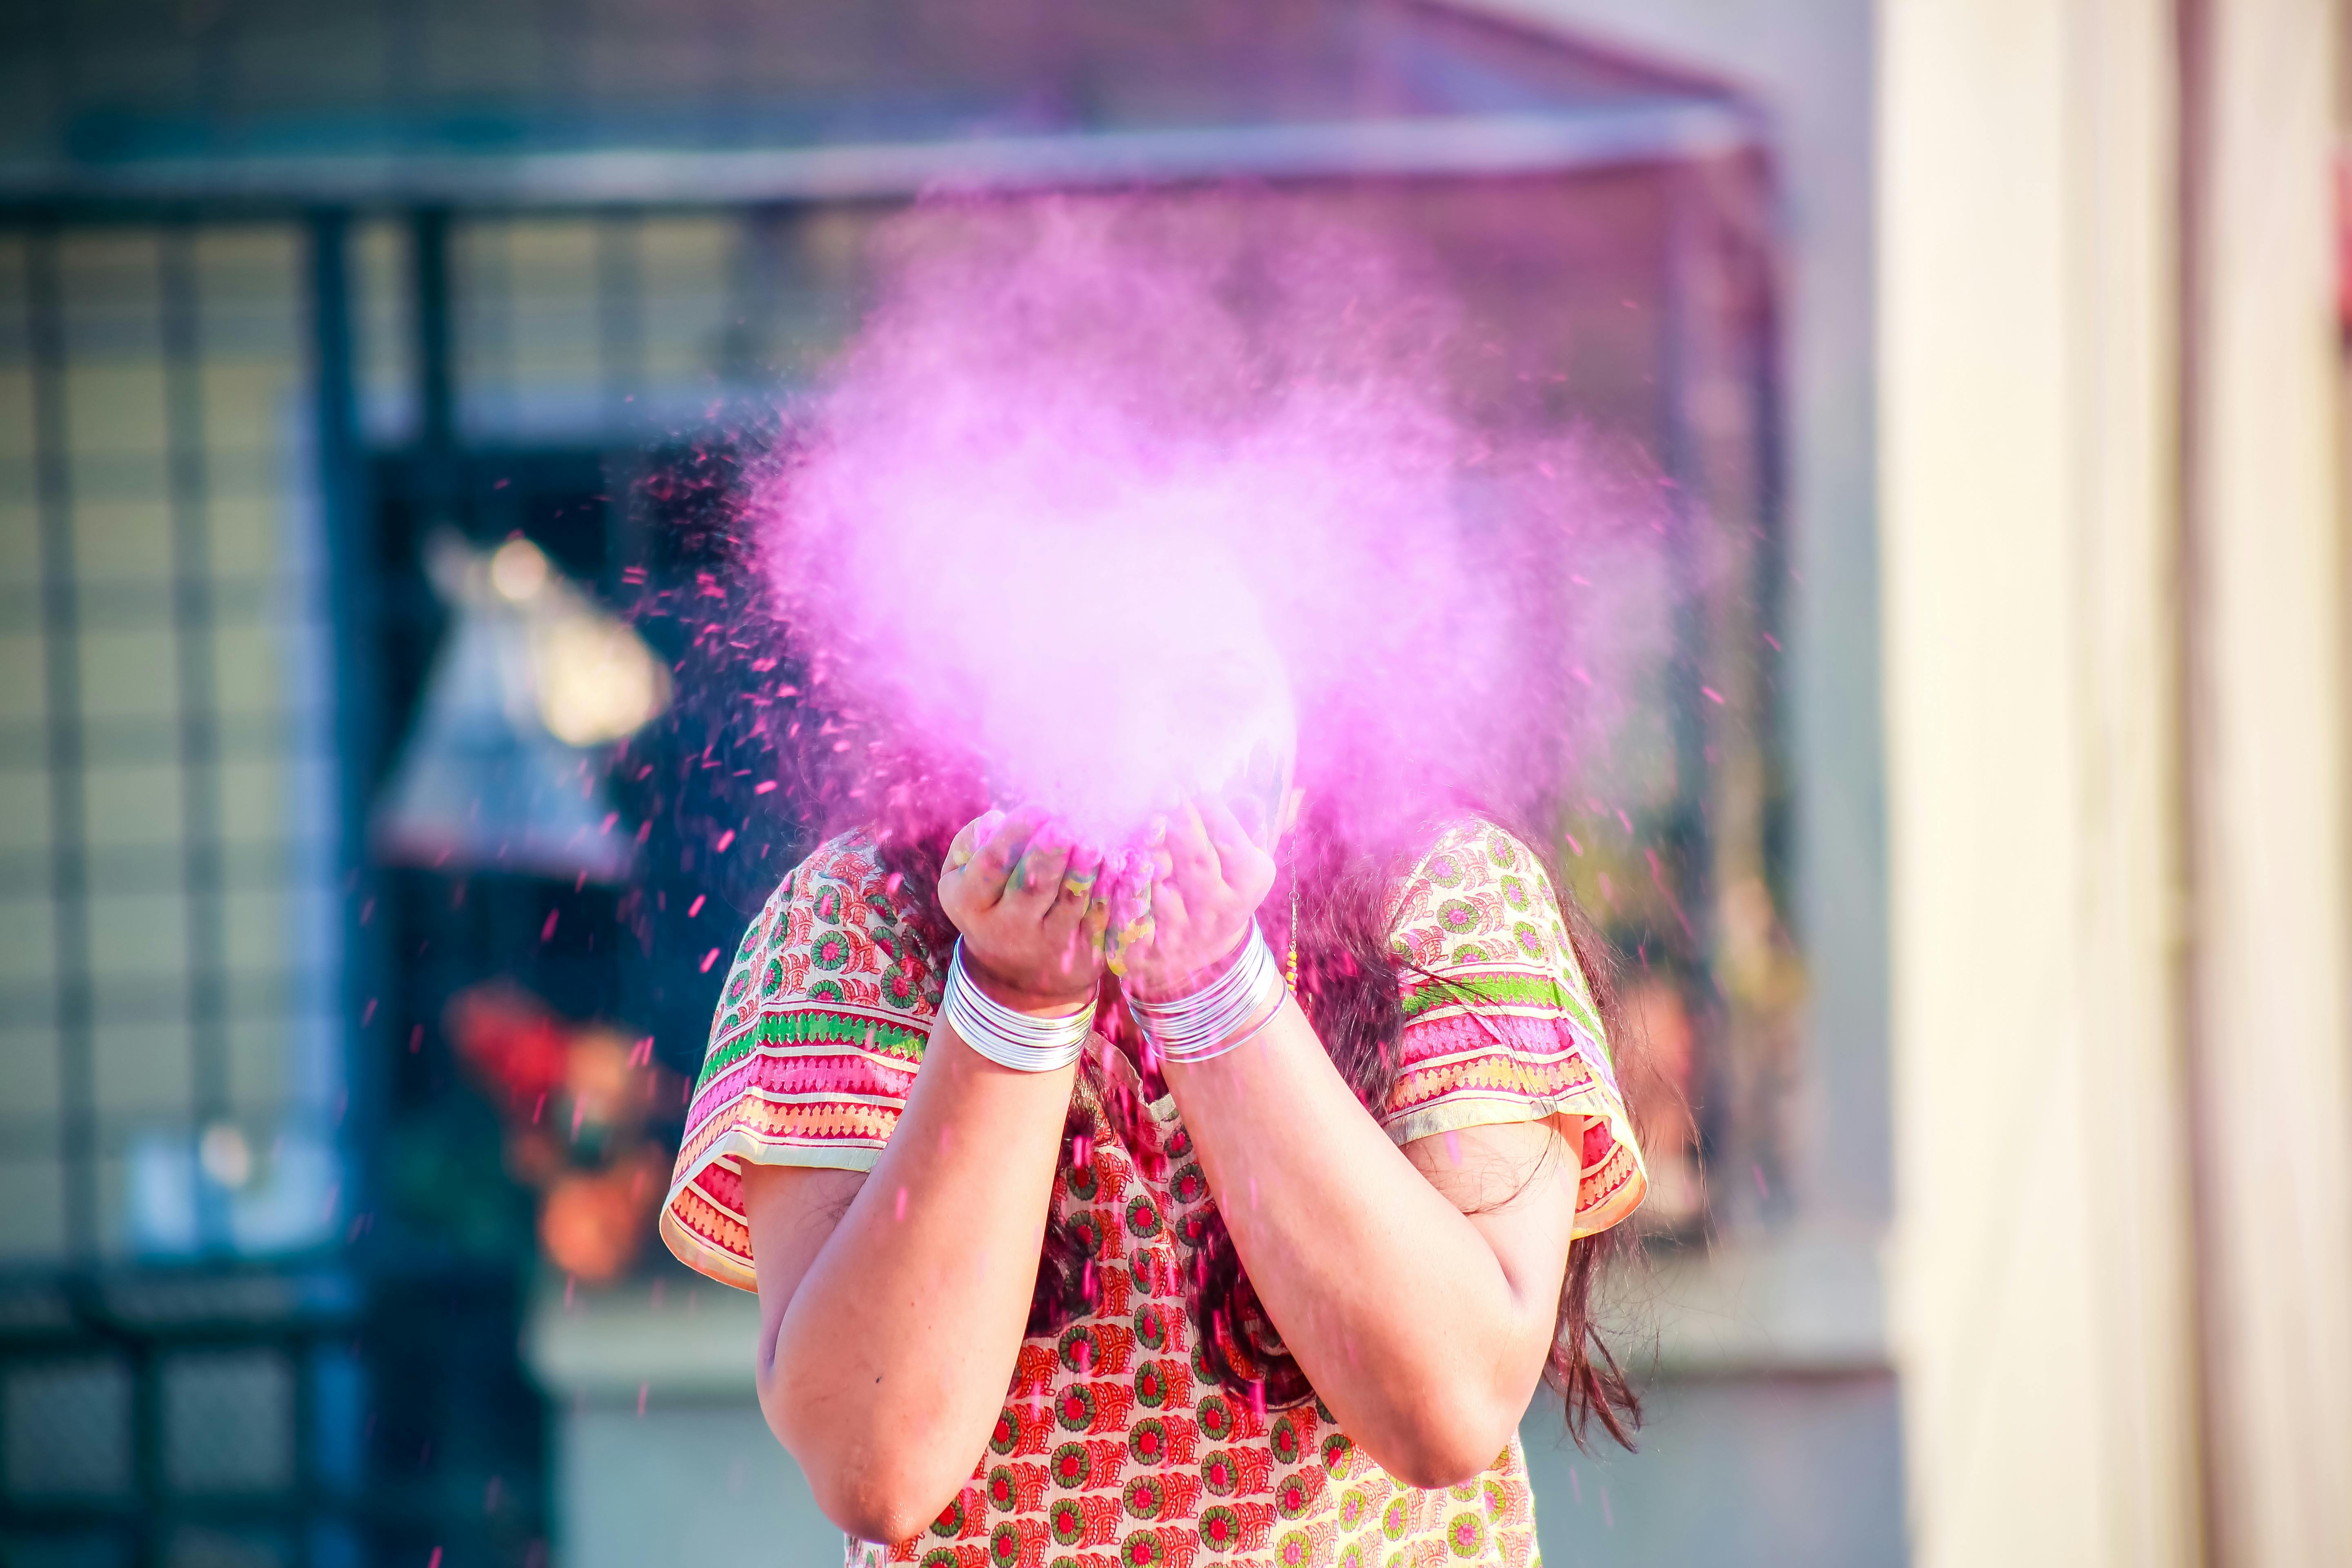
[661,821,1646,1568]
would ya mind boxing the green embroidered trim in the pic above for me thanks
[1556,975,1604,1042]
[695,1007,931,1090]
[1399,970,1606,1046]
[1403,969,1555,1018]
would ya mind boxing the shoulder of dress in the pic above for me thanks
[791,826,941,952]
[779,827,889,898]
[791,827,876,878]
[1381,815,1581,978]
[732,830,907,955]
[1385,815,1545,912]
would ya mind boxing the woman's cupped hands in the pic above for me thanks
[1109,796,1278,1002]
[939,808,1111,1012]
[940,795,1280,1012]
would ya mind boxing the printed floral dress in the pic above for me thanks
[661,821,1646,1568]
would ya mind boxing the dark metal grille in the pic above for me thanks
[0,1272,364,1568]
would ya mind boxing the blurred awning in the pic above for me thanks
[0,0,1762,208]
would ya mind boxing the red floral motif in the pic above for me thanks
[1270,1520,1335,1566]
[1094,1264,1133,1319]
[1273,1465,1326,1520]
[1015,1345,1060,1396]
[1197,1506,1242,1554]
[1007,1402,1054,1457]
[1199,1446,1274,1498]
[1070,1492,1124,1547]
[1082,1440,1129,1491]
[1155,1415,1200,1468]
[1091,1153,1134,1207]
[1225,1501,1279,1555]
[1079,1381,1135,1436]
[910,1546,984,1568]
[1129,1358,1174,1411]
[1050,1443,1092,1492]
[1201,1390,1266,1444]
[988,1462,1050,1514]
[1117,1526,1199,1568]
[1152,1472,1203,1521]
[987,1517,1047,1568]
[1060,1323,1136,1377]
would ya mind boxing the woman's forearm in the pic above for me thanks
[761,1024,1074,1541]
[1162,999,1566,1486]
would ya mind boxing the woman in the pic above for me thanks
[660,722,1649,1567]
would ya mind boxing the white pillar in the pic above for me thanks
[2185,1,2352,1563]
[1880,1,2203,1564]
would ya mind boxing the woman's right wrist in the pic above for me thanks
[943,940,1094,1072]
[957,946,1097,1016]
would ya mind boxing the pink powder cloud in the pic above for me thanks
[749,191,1668,853]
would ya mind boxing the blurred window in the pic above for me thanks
[0,227,344,1267]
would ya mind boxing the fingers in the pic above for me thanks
[1198,793,1256,869]
[947,807,1033,913]
[1232,744,1288,845]
[1225,791,1270,850]
[1201,793,1278,910]
[1114,847,1162,922]
[1002,820,1074,920]
[941,809,1000,877]
[1048,841,1105,925]
[1159,801,1221,890]
[1040,841,1107,984]
[1102,849,1158,977]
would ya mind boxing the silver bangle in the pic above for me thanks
[1125,921,1287,1065]
[941,940,1093,1072]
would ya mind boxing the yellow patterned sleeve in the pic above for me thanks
[657,829,944,1290]
[1381,820,1648,1239]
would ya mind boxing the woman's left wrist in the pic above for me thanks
[1123,921,1286,1066]
[1121,924,1253,1007]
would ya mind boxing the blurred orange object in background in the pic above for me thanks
[447,982,682,1283]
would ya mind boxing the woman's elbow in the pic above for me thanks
[805,1468,959,1548]
[1360,1398,1524,1490]
[1380,1440,1505,1492]
[758,1384,962,1544]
